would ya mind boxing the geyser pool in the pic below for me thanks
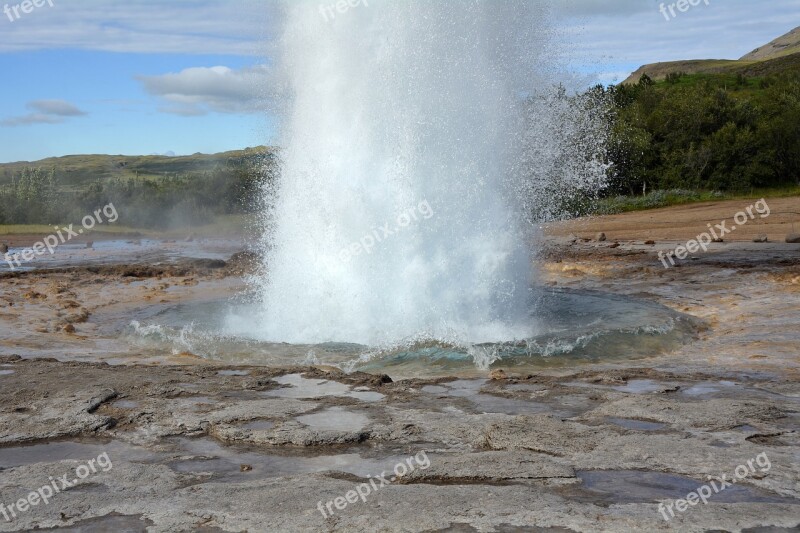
[127,288,701,375]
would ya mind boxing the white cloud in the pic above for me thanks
[1,113,63,126]
[28,99,87,116]
[0,0,796,87]
[0,0,276,55]
[137,65,275,116]
[1,99,87,127]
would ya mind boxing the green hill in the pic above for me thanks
[0,146,275,188]
[741,26,800,61]
[623,26,800,84]
[0,147,277,229]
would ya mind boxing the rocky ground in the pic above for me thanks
[0,208,799,532]
[0,355,797,532]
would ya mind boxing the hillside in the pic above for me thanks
[0,146,277,229]
[0,146,275,188]
[742,26,800,60]
[623,59,748,83]
[623,25,800,84]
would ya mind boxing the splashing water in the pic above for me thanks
[235,0,610,361]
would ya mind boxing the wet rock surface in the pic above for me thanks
[0,357,797,532]
[0,234,799,531]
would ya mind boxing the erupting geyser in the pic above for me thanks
[240,0,607,360]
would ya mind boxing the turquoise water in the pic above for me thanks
[123,287,701,377]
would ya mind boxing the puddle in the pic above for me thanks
[218,370,250,376]
[349,387,386,402]
[610,380,667,394]
[219,390,265,401]
[239,420,275,431]
[28,514,153,532]
[349,390,385,401]
[0,238,241,274]
[505,383,549,393]
[566,470,796,506]
[606,418,666,431]
[442,380,487,396]
[265,374,350,398]
[566,379,677,394]
[0,369,14,376]
[678,381,800,406]
[113,399,140,409]
[420,379,487,398]
[0,440,159,469]
[264,374,383,402]
[295,407,369,432]
[167,437,406,482]
[682,381,738,397]
[423,379,574,417]
[735,424,759,432]
[682,383,720,396]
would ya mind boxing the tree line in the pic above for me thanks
[604,70,800,195]
[0,152,276,229]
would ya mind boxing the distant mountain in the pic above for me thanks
[623,26,800,84]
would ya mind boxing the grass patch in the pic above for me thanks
[182,214,255,237]
[595,186,800,215]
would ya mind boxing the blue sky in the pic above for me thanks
[0,0,797,163]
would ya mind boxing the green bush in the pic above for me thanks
[595,189,707,214]
[604,70,800,194]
